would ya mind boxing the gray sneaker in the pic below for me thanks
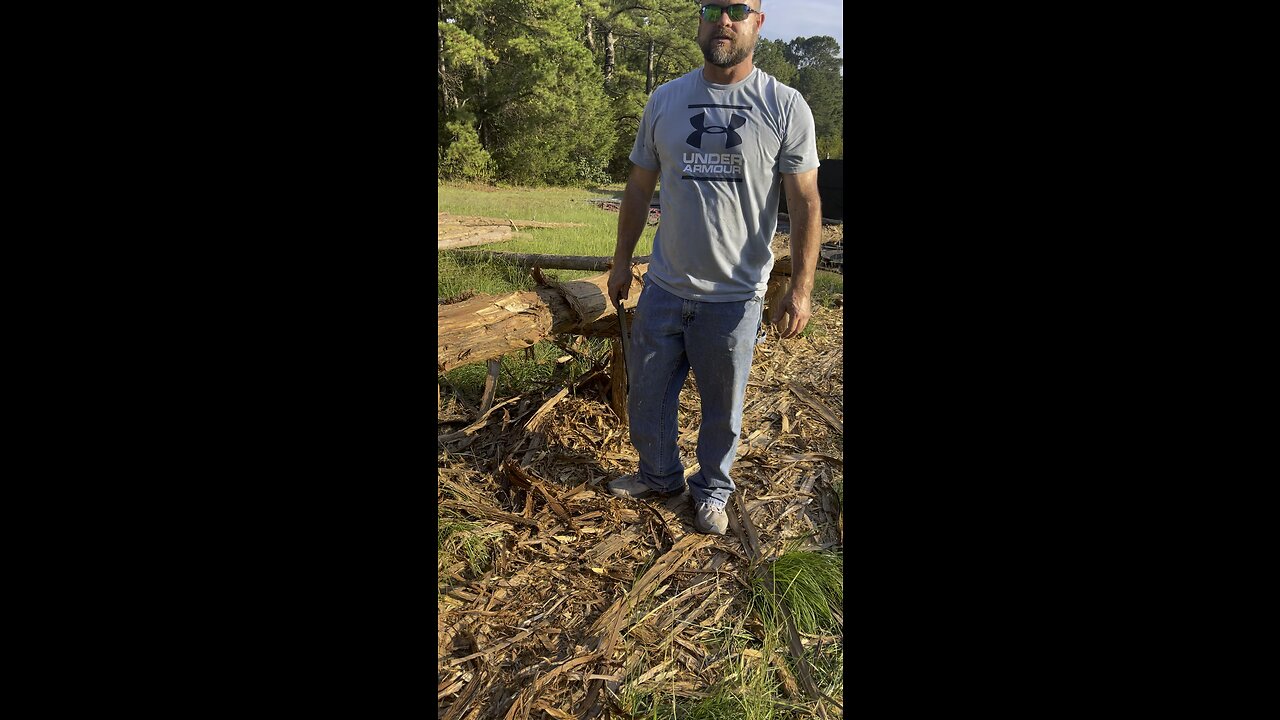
[694,502,728,535]
[608,474,682,500]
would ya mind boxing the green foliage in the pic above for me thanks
[751,549,843,635]
[438,2,846,180]
[753,38,797,86]
[784,35,843,73]
[816,134,843,160]
[440,121,496,183]
[795,65,843,142]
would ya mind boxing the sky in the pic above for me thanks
[756,0,844,61]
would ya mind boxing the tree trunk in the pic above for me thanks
[604,30,616,81]
[585,16,595,53]
[438,265,648,373]
[438,2,449,109]
[646,39,655,93]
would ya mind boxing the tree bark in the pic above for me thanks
[646,38,655,93]
[604,30,616,81]
[438,2,449,109]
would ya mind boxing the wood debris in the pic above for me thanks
[439,304,844,718]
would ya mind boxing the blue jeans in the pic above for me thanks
[627,280,763,511]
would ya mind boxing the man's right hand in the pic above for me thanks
[607,263,633,309]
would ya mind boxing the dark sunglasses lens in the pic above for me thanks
[700,6,720,22]
[727,5,749,21]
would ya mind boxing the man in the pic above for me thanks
[606,1,823,535]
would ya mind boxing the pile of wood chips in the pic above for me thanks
[439,304,844,719]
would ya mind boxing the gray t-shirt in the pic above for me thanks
[630,67,819,302]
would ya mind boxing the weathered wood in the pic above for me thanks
[609,338,628,423]
[437,226,515,250]
[449,250,652,272]
[437,265,647,373]
[479,359,501,415]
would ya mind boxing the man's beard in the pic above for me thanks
[700,32,755,68]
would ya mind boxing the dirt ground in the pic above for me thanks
[438,300,844,717]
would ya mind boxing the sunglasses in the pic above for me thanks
[699,4,761,23]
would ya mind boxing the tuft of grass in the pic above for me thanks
[438,513,499,586]
[751,549,843,636]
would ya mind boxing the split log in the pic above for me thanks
[437,264,647,373]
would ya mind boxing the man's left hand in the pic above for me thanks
[771,289,813,339]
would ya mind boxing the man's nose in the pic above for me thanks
[716,9,733,27]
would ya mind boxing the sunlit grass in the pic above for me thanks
[751,549,843,636]
[439,182,656,261]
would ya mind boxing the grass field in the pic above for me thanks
[438,181,841,300]
[439,182,656,295]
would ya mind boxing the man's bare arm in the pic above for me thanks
[773,168,822,338]
[608,163,660,307]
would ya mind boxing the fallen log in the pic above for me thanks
[438,264,647,373]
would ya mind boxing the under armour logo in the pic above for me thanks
[687,112,746,149]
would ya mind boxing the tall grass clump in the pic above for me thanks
[438,253,539,299]
[751,549,843,635]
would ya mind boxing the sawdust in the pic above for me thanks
[438,304,844,718]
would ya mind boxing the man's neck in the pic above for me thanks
[702,60,755,85]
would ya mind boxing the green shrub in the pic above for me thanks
[440,121,494,183]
